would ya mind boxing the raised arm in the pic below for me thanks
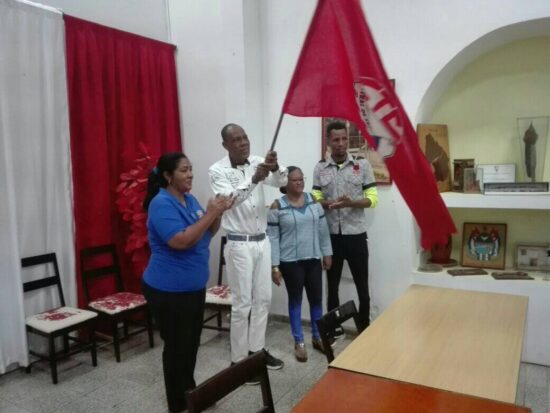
[150,198,225,250]
[262,150,288,188]
[209,165,256,206]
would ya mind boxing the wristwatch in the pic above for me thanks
[271,266,280,273]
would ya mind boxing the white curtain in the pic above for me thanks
[0,0,75,374]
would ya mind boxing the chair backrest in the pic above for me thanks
[79,244,124,303]
[185,350,275,413]
[317,300,361,363]
[216,236,227,286]
[21,252,66,307]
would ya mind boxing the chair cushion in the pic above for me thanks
[205,284,232,305]
[26,306,97,334]
[88,292,147,315]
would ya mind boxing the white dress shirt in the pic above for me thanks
[209,155,288,235]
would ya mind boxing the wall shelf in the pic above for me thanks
[441,192,550,210]
[413,268,550,283]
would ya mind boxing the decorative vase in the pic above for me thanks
[429,235,458,267]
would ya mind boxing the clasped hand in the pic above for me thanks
[328,194,351,209]
[252,150,278,184]
[206,194,235,215]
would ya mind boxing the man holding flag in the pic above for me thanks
[209,123,286,372]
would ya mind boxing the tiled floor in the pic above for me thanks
[0,317,548,413]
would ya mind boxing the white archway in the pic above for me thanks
[416,17,550,123]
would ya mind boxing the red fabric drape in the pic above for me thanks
[282,0,455,249]
[64,15,182,306]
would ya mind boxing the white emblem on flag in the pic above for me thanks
[354,77,404,158]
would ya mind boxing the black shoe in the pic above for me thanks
[265,350,284,370]
[250,349,284,370]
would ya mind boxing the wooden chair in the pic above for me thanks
[316,300,362,363]
[185,350,275,413]
[203,236,232,331]
[22,253,98,384]
[80,244,154,362]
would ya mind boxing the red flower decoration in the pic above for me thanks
[116,143,156,275]
[37,308,75,321]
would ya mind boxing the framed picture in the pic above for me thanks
[453,159,474,192]
[463,167,482,194]
[476,163,516,183]
[461,223,507,270]
[516,243,550,271]
[417,124,452,192]
[321,117,391,185]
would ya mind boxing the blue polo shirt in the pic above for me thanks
[143,188,212,292]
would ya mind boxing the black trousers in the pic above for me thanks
[142,281,205,413]
[280,259,323,342]
[326,232,370,329]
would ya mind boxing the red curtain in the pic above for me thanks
[64,16,182,306]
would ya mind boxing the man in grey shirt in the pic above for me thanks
[312,121,378,336]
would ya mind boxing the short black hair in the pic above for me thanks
[221,123,240,141]
[326,121,347,138]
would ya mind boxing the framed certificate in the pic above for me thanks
[476,164,515,183]
[461,222,507,270]
[516,243,550,271]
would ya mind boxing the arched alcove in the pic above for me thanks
[417,17,550,124]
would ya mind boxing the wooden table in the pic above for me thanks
[293,369,531,413]
[330,284,528,403]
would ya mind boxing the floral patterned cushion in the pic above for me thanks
[26,307,97,333]
[205,284,232,305]
[89,292,147,315]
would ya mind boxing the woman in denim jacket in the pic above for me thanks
[267,166,332,362]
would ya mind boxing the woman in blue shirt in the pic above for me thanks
[267,166,332,363]
[142,152,232,413]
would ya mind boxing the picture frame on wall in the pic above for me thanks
[321,117,392,185]
[417,124,452,192]
[461,222,507,270]
[516,243,550,271]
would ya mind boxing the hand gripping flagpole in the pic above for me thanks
[269,112,285,152]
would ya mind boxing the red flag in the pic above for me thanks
[282,0,455,249]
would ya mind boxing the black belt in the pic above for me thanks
[227,233,266,242]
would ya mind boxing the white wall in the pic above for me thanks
[35,0,170,42]
[167,0,267,283]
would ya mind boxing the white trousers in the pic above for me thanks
[224,238,272,362]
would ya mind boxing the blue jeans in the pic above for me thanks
[280,259,323,343]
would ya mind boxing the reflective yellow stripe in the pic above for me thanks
[311,189,324,201]
[364,187,378,208]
